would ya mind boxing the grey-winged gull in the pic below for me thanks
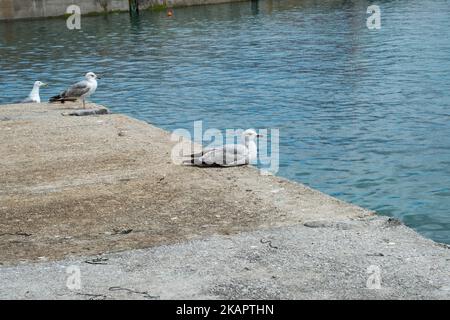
[22,81,47,103]
[49,72,100,108]
[184,129,262,166]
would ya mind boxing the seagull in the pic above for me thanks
[22,81,47,103]
[184,129,262,167]
[49,72,100,108]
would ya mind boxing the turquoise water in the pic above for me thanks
[1,0,449,244]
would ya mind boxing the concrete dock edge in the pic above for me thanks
[0,103,448,299]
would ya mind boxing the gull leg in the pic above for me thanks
[83,99,86,109]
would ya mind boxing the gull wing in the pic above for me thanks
[199,144,249,166]
[21,97,36,103]
[63,80,91,98]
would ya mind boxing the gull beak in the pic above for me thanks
[256,134,263,138]
[42,83,48,87]
[96,75,102,79]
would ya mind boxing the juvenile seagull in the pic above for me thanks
[49,72,100,108]
[184,129,262,167]
[22,81,47,103]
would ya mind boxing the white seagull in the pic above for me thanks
[185,129,262,167]
[22,81,47,103]
[50,72,100,108]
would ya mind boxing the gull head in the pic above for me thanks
[34,81,47,88]
[242,129,263,142]
[85,72,100,80]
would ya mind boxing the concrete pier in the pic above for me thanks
[0,0,248,20]
[0,103,448,299]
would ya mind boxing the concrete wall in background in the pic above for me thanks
[0,0,247,20]
[0,0,128,20]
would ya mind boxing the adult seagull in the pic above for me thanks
[184,129,262,167]
[22,81,47,103]
[49,72,100,108]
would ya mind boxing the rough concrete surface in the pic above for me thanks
[0,103,449,299]
[1,220,449,300]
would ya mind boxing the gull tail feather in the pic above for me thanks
[49,92,77,103]
[182,152,210,166]
[183,155,203,166]
[182,153,222,167]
